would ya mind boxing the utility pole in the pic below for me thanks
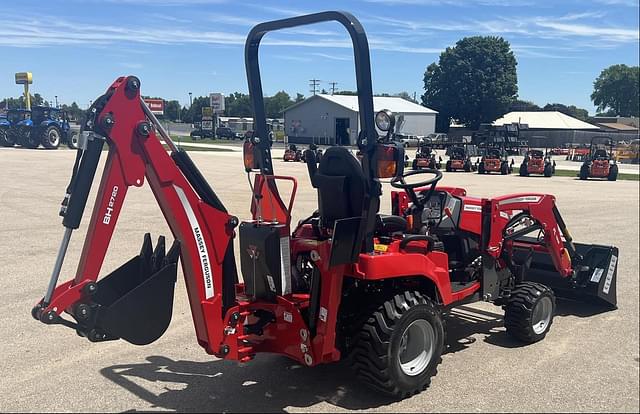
[309,79,321,95]
[54,95,58,108]
[328,81,338,95]
[188,92,193,107]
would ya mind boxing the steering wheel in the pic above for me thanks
[390,168,443,208]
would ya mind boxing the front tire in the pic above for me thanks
[22,129,40,149]
[504,282,555,343]
[478,162,485,174]
[579,164,589,180]
[350,291,445,399]
[412,159,418,170]
[608,164,618,181]
[446,160,452,172]
[544,163,553,177]
[519,162,528,176]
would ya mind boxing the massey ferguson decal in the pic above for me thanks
[102,186,119,225]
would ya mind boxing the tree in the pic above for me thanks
[591,64,639,117]
[181,96,209,123]
[60,102,84,120]
[1,93,46,109]
[543,103,589,120]
[295,93,305,103]
[264,91,293,118]
[224,92,252,117]
[509,99,540,112]
[422,36,518,131]
[396,91,417,103]
[164,100,181,121]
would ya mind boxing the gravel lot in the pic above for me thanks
[1,147,638,413]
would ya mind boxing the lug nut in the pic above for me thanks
[126,76,141,92]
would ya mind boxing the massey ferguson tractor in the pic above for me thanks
[283,143,302,162]
[519,147,556,177]
[478,145,514,175]
[32,12,618,399]
[579,136,619,181]
[445,145,475,172]
[413,138,442,170]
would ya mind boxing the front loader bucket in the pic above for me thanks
[86,234,180,345]
[522,243,618,309]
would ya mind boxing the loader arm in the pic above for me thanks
[484,193,575,277]
[33,76,240,355]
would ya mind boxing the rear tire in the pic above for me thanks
[519,163,528,177]
[0,127,14,147]
[350,291,444,399]
[501,162,509,175]
[463,161,471,172]
[608,165,618,181]
[504,282,555,343]
[478,162,485,174]
[41,126,61,149]
[544,163,553,177]
[22,130,40,149]
[412,159,418,170]
[446,161,452,172]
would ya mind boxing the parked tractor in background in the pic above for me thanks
[30,106,79,149]
[283,143,302,162]
[520,147,556,177]
[614,139,639,164]
[3,109,40,148]
[0,113,9,146]
[478,145,514,175]
[445,145,475,172]
[413,139,442,170]
[301,142,323,164]
[579,137,618,181]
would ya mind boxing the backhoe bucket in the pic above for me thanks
[523,242,618,309]
[87,234,180,345]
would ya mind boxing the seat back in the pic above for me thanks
[308,146,366,229]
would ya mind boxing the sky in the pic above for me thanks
[1,0,638,114]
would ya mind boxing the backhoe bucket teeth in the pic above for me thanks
[522,243,618,309]
[87,234,180,345]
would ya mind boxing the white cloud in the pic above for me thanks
[309,53,353,61]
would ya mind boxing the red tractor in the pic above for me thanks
[283,143,302,162]
[478,146,513,175]
[445,145,475,172]
[32,12,618,400]
[579,137,619,181]
[413,139,442,170]
[519,147,556,177]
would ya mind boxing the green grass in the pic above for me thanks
[162,144,234,152]
[553,169,639,181]
[169,135,239,145]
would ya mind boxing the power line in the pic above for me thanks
[328,81,338,95]
[309,78,321,95]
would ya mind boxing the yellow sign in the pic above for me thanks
[374,243,389,253]
[15,72,33,85]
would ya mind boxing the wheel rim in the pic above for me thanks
[47,129,60,146]
[398,319,435,376]
[532,296,553,335]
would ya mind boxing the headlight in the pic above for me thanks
[375,109,395,132]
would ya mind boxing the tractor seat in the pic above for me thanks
[376,214,407,235]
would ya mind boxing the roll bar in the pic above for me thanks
[244,11,377,177]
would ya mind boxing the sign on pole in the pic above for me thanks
[143,98,164,115]
[209,93,225,113]
[201,107,214,131]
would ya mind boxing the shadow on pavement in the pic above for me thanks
[102,301,615,412]
[102,355,395,413]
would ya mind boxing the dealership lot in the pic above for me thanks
[0,147,638,413]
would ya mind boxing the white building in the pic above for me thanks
[284,94,438,145]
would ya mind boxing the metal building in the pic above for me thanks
[283,94,437,145]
